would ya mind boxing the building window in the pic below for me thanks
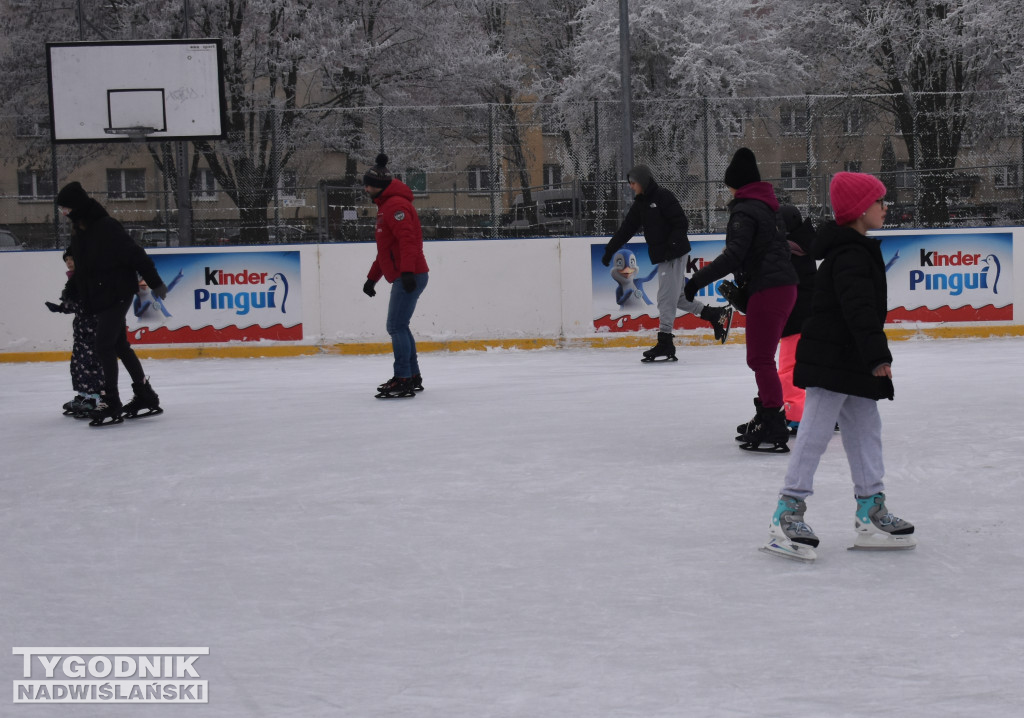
[725,115,745,138]
[779,103,806,135]
[106,168,146,200]
[467,165,490,192]
[780,163,809,190]
[278,169,298,198]
[404,169,427,194]
[17,169,55,200]
[844,160,862,173]
[194,168,217,200]
[15,117,49,138]
[543,164,562,189]
[842,109,864,136]
[994,165,1019,188]
[893,162,917,189]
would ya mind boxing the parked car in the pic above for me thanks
[221,225,309,244]
[0,228,24,251]
[138,229,179,248]
[503,188,578,236]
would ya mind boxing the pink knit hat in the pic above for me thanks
[830,172,887,225]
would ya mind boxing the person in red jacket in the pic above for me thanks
[361,154,430,399]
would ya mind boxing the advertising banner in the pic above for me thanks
[591,230,1013,332]
[128,251,302,343]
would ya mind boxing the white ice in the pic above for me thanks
[2,337,1023,717]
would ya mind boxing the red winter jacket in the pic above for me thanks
[366,180,429,283]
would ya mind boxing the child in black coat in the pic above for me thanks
[762,172,916,562]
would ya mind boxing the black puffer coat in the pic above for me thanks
[603,179,691,264]
[794,222,894,401]
[781,212,818,338]
[686,182,797,295]
[69,199,163,313]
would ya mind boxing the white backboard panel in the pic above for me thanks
[46,39,226,143]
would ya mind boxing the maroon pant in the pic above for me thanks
[744,284,797,409]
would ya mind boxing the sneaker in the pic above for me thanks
[771,495,819,547]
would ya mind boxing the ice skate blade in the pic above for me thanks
[848,534,917,551]
[760,540,816,563]
[88,415,124,427]
[375,391,416,399]
[739,441,790,453]
[640,355,677,363]
[124,407,163,418]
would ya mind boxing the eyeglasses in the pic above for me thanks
[875,198,887,208]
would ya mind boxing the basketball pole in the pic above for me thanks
[175,0,194,246]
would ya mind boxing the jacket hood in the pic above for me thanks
[732,181,779,212]
[70,197,110,224]
[372,178,414,206]
[811,220,878,261]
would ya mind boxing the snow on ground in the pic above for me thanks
[2,336,1023,717]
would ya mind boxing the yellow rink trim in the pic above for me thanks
[2,324,1022,363]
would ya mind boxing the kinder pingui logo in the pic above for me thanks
[195,265,290,315]
[909,248,1002,296]
[12,647,208,704]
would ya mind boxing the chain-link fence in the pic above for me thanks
[3,93,1023,249]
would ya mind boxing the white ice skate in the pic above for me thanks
[848,493,917,552]
[759,496,819,563]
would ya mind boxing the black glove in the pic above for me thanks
[601,250,613,267]
[151,283,168,300]
[45,301,70,313]
[401,272,416,293]
[362,279,376,297]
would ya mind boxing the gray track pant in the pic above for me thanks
[780,387,886,501]
[657,256,705,334]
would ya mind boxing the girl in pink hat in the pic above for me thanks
[762,172,916,563]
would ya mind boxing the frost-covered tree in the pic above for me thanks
[784,0,1012,225]
[555,0,806,186]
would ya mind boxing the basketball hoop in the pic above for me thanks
[104,126,158,141]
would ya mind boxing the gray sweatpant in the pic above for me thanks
[780,387,886,501]
[656,256,706,334]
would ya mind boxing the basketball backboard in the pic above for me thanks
[46,39,227,143]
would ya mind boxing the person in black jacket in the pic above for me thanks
[56,181,167,426]
[763,172,915,561]
[684,148,798,451]
[602,165,733,362]
[777,205,817,433]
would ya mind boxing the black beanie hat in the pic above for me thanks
[626,164,654,192]
[724,148,761,189]
[56,181,90,212]
[363,153,393,189]
[62,245,73,261]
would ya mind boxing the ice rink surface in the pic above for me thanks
[2,336,1023,717]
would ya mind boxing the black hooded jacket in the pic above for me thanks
[794,222,894,401]
[68,199,164,313]
[781,210,818,337]
[603,178,691,264]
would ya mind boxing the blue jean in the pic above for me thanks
[386,272,428,377]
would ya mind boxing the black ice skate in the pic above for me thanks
[738,402,790,453]
[700,305,734,344]
[375,377,417,399]
[88,394,124,427]
[641,332,677,363]
[122,377,163,418]
[735,398,762,438]
[378,374,424,392]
